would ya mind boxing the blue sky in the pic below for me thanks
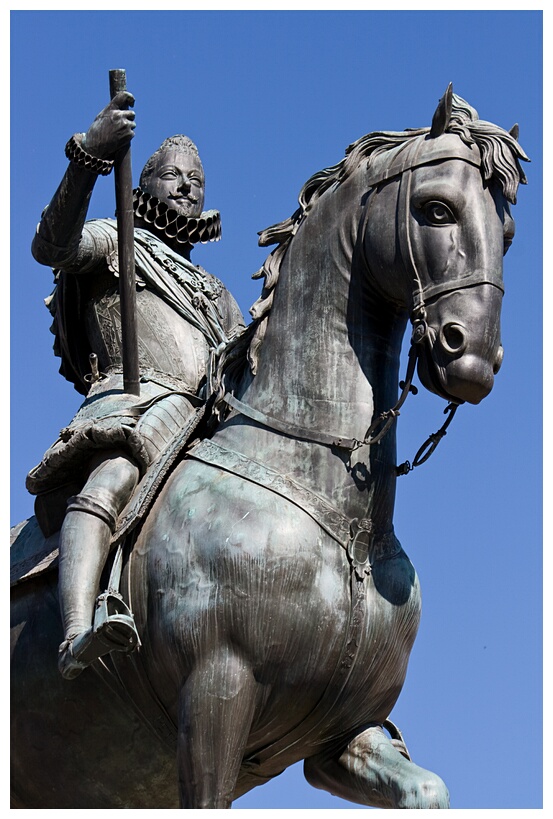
[10,9,542,811]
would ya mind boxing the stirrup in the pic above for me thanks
[58,592,140,680]
[94,590,141,650]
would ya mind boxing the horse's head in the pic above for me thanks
[363,85,528,405]
[229,86,528,417]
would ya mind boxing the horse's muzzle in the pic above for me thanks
[416,285,504,405]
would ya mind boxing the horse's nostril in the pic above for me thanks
[441,323,467,355]
[493,345,504,374]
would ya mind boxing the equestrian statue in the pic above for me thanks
[10,79,529,809]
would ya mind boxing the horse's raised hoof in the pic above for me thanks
[58,607,140,680]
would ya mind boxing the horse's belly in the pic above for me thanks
[134,461,421,740]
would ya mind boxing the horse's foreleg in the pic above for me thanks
[304,725,449,809]
[177,651,256,808]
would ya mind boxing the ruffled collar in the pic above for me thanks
[132,187,221,247]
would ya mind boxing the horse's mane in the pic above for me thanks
[215,93,529,401]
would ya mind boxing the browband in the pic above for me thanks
[365,134,481,190]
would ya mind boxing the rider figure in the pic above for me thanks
[26,90,244,679]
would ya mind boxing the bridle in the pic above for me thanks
[224,133,505,475]
[390,133,504,473]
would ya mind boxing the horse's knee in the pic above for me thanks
[346,725,449,809]
[305,727,449,810]
[304,742,393,808]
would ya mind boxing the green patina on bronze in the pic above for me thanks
[11,81,528,809]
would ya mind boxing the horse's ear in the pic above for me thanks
[429,83,453,138]
[509,123,520,140]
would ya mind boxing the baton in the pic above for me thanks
[109,68,140,396]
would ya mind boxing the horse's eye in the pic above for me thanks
[421,201,456,225]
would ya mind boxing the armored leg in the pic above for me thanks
[304,724,449,809]
[57,449,140,679]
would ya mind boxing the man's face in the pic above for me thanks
[144,148,205,217]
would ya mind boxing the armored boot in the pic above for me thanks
[57,452,140,679]
[58,590,141,680]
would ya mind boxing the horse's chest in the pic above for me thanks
[241,561,422,753]
[147,532,418,693]
[343,567,421,703]
[139,465,420,726]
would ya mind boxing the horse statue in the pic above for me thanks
[11,86,528,809]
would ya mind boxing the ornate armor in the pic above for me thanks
[27,216,244,532]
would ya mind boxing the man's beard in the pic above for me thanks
[133,187,221,246]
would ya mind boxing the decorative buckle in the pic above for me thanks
[411,319,428,345]
[347,517,373,580]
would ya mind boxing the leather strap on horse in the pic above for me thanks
[188,438,352,548]
[223,345,419,455]
[223,392,361,450]
[187,438,402,566]
[222,345,453,475]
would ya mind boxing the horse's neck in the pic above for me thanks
[221,175,407,528]
[243,176,404,442]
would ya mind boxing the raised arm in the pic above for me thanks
[31,91,136,270]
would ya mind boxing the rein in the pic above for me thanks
[223,342,457,475]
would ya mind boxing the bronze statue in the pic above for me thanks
[11,84,528,808]
[24,87,244,679]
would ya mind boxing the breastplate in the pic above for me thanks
[85,286,210,391]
